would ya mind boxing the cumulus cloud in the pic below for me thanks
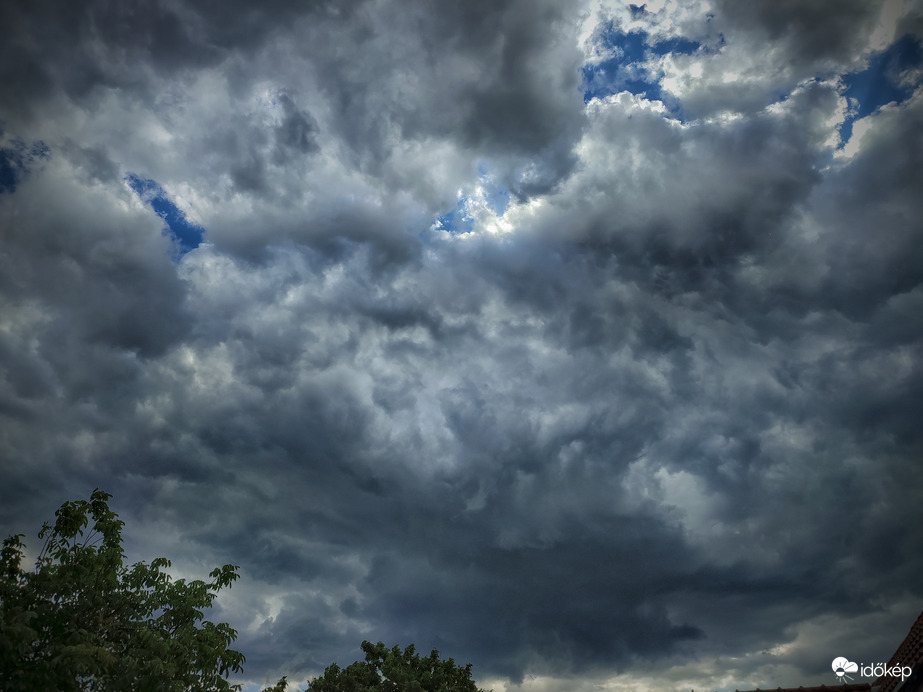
[1,2,922,691]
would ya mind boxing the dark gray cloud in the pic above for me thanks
[1,2,922,692]
[713,0,884,66]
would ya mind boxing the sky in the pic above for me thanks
[1,1,923,691]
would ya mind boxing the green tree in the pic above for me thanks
[0,489,245,691]
[307,640,489,692]
[261,676,289,692]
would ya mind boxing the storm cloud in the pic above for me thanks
[1,1,922,691]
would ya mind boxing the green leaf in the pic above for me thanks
[1,490,247,692]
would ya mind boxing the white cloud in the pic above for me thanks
[1,2,922,690]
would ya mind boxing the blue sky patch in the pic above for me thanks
[434,166,511,234]
[839,34,923,145]
[434,197,475,235]
[0,136,50,194]
[476,162,511,216]
[126,173,205,258]
[484,184,510,217]
[582,24,699,104]
[651,36,701,57]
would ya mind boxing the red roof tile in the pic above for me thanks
[873,610,923,692]
[735,610,923,692]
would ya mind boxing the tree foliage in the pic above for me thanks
[1,490,492,692]
[306,640,489,692]
[0,489,245,691]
